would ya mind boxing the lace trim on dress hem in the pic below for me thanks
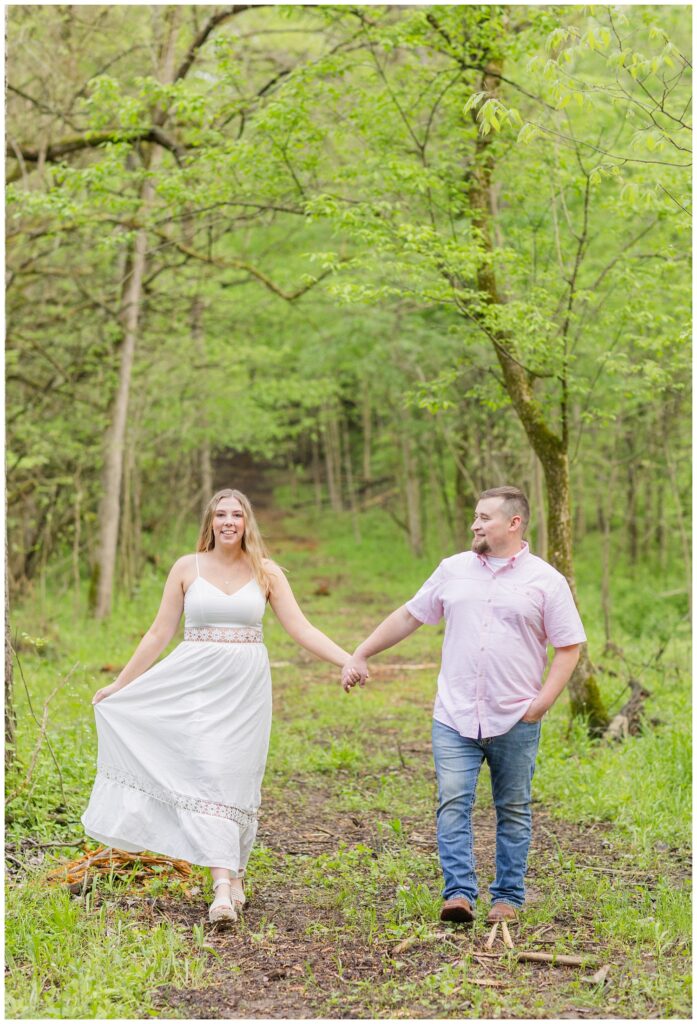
[97,765,258,828]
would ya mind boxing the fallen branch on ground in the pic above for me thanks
[515,952,587,966]
[602,679,651,741]
[393,935,421,954]
[485,922,500,949]
[45,845,193,892]
[582,964,611,985]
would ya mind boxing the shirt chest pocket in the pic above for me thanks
[491,583,544,636]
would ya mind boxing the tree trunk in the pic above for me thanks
[200,440,213,505]
[463,60,607,733]
[311,433,323,510]
[625,429,638,566]
[572,405,585,541]
[120,437,135,595]
[434,431,455,549]
[92,11,179,618]
[532,452,547,561]
[656,472,667,570]
[597,467,617,652]
[322,404,344,513]
[342,418,361,543]
[599,510,612,650]
[5,530,16,771]
[72,474,82,615]
[186,222,213,506]
[663,439,691,618]
[400,428,423,557]
[132,454,143,579]
[656,404,669,569]
[361,385,372,485]
[536,448,606,729]
[92,225,149,617]
[428,433,452,553]
[453,459,470,551]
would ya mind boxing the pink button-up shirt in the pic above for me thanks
[405,543,586,739]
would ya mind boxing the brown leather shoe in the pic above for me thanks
[440,897,475,923]
[486,902,518,923]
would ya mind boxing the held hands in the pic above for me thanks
[92,681,123,706]
[341,656,369,694]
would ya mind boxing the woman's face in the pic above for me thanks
[212,497,245,549]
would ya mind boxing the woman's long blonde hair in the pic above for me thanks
[196,489,273,596]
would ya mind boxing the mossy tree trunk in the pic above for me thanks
[5,535,16,771]
[464,60,608,733]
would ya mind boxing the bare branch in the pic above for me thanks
[174,5,259,82]
[528,120,691,168]
[6,126,184,173]
[151,227,342,300]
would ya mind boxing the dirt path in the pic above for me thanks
[149,738,684,1020]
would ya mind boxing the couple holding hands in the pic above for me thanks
[83,485,584,927]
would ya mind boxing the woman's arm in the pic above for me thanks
[92,557,189,704]
[266,562,352,669]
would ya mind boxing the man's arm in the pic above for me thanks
[521,644,581,722]
[341,605,422,692]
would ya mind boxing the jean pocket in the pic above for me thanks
[515,718,542,737]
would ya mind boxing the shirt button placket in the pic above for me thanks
[477,577,494,732]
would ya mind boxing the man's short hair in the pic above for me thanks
[478,486,530,532]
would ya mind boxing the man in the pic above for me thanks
[341,486,585,925]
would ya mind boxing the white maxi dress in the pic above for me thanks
[81,557,271,874]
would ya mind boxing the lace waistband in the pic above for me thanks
[184,625,263,644]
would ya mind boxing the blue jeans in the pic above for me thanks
[431,717,541,908]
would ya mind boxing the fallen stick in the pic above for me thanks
[516,952,587,966]
[393,936,420,955]
[484,922,499,950]
[582,964,610,986]
[501,921,515,949]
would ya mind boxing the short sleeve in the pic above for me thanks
[405,562,445,625]
[543,576,587,647]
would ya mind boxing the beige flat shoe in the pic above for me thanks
[208,878,238,926]
[229,877,246,908]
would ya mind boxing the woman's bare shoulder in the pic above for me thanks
[170,553,198,578]
[262,558,286,579]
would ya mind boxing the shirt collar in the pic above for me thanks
[477,541,529,570]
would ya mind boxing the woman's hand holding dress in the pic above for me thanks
[92,681,124,705]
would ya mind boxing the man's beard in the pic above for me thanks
[471,536,490,554]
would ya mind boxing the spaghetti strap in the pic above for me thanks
[195,553,200,577]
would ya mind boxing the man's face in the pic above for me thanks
[471,497,519,555]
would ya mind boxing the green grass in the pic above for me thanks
[5,877,208,1018]
[6,497,691,1017]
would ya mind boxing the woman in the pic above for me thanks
[82,488,361,926]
